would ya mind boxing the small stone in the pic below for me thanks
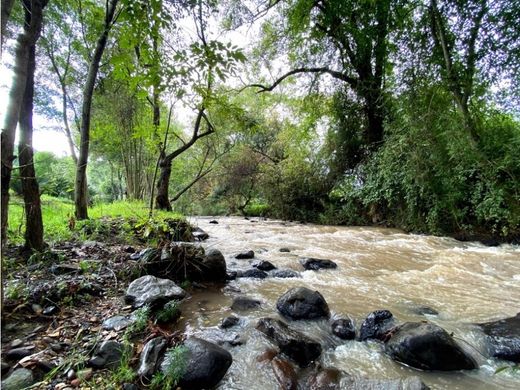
[231,297,262,311]
[331,318,356,340]
[209,220,219,224]
[102,315,136,331]
[50,343,63,352]
[253,260,276,271]
[54,382,68,390]
[279,248,291,252]
[67,369,76,380]
[221,316,240,329]
[10,339,24,348]
[43,305,59,315]
[70,378,81,387]
[271,269,300,278]
[50,263,80,275]
[239,269,268,279]
[235,250,255,259]
[32,304,43,314]
[6,347,34,361]
[35,360,56,373]
[76,368,93,381]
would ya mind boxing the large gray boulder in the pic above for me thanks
[125,275,186,309]
[359,310,396,341]
[478,312,520,362]
[161,338,232,389]
[385,322,478,371]
[256,317,322,367]
[277,287,330,320]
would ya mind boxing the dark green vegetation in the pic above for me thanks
[2,0,520,257]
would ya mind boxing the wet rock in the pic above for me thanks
[256,317,322,367]
[102,314,136,331]
[209,220,219,224]
[271,269,300,278]
[1,368,34,390]
[385,322,478,371]
[277,287,330,320]
[299,257,337,271]
[138,337,167,378]
[10,339,24,348]
[409,305,439,316]
[279,248,291,253]
[6,347,34,361]
[161,337,232,389]
[359,310,396,341]
[331,318,356,340]
[194,328,244,347]
[199,248,227,282]
[478,313,520,362]
[271,357,298,390]
[226,271,238,280]
[235,250,255,259]
[239,268,268,279]
[221,315,240,329]
[192,227,209,241]
[307,366,342,390]
[50,263,80,275]
[43,305,59,315]
[88,340,128,370]
[347,376,429,390]
[253,260,277,271]
[231,297,262,311]
[125,275,186,309]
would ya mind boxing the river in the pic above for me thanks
[180,217,520,389]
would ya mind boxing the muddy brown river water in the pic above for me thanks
[180,217,520,389]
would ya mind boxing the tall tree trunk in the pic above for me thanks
[155,154,172,211]
[1,0,15,44]
[18,43,45,251]
[74,0,119,219]
[1,0,46,247]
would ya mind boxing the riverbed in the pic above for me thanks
[181,217,520,389]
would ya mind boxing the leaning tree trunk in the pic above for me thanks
[18,43,45,251]
[155,155,173,211]
[1,0,47,247]
[74,0,119,220]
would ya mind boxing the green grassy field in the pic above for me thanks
[7,195,182,244]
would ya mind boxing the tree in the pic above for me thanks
[1,0,48,247]
[74,0,120,220]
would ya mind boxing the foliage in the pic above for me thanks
[124,306,150,339]
[155,300,181,324]
[150,345,188,390]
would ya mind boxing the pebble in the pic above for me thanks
[67,369,76,380]
[10,339,24,348]
[32,304,43,314]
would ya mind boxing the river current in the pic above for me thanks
[179,217,520,389]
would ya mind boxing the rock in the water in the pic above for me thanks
[125,275,186,309]
[385,322,478,371]
[226,271,238,280]
[359,310,396,341]
[231,297,262,311]
[271,357,298,390]
[235,250,255,259]
[240,268,268,279]
[271,269,300,278]
[409,305,439,316]
[200,248,227,282]
[277,287,330,320]
[209,220,219,224]
[102,314,136,331]
[331,318,356,340]
[1,368,34,390]
[5,347,34,361]
[88,340,127,370]
[193,328,244,347]
[192,227,209,241]
[279,248,291,253]
[347,376,429,390]
[307,366,342,390]
[161,338,232,389]
[256,317,322,367]
[138,337,167,378]
[253,260,277,271]
[478,313,520,362]
[221,316,240,329]
[299,257,337,271]
[257,348,278,363]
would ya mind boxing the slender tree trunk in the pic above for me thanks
[18,43,45,251]
[155,155,172,211]
[1,0,15,45]
[74,0,118,219]
[1,0,46,247]
[364,95,384,147]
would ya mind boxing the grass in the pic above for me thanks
[7,194,183,245]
